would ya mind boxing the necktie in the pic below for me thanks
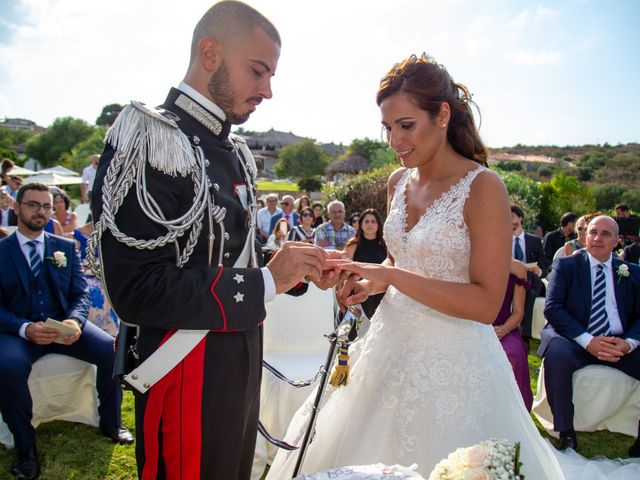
[514,237,524,261]
[27,240,43,277]
[588,264,610,336]
[285,214,290,225]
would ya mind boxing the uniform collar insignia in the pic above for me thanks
[175,93,224,137]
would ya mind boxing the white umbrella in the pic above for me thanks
[23,173,84,186]
[37,166,79,176]
[7,166,37,176]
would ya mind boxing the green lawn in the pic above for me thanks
[0,341,634,478]
[256,180,299,192]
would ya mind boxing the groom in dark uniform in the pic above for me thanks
[91,2,331,479]
[539,215,640,452]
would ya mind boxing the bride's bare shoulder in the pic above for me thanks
[387,167,407,194]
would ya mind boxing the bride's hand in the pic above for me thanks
[325,259,393,285]
[337,276,372,307]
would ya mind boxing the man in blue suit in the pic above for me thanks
[540,215,640,453]
[268,194,300,234]
[0,183,132,480]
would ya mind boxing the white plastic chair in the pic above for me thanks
[252,284,336,479]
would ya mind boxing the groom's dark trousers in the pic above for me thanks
[539,251,640,433]
[0,232,122,450]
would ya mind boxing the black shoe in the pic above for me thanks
[11,445,39,480]
[100,426,134,445]
[629,439,640,457]
[558,432,578,451]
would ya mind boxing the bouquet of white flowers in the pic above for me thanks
[428,438,524,480]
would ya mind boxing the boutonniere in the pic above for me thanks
[45,251,67,268]
[617,264,630,283]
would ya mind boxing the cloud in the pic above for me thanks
[505,49,562,66]
[511,6,560,29]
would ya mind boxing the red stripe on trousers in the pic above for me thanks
[141,331,206,479]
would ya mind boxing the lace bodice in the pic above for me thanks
[384,167,485,283]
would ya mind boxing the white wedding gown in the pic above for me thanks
[266,167,567,479]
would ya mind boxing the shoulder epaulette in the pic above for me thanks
[106,101,197,177]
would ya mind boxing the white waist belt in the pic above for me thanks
[124,226,257,394]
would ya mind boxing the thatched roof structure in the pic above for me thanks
[242,128,307,150]
[325,154,370,175]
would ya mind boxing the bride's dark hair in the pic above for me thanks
[376,53,488,166]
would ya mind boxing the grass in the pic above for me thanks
[0,343,635,478]
[256,180,299,192]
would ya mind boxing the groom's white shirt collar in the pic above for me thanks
[178,82,227,121]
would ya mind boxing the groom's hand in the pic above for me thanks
[313,250,353,290]
[267,242,327,294]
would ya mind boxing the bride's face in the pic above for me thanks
[380,91,447,169]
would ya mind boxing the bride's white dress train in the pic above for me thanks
[266,167,566,479]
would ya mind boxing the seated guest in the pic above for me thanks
[0,183,133,480]
[257,193,281,244]
[557,214,590,259]
[286,207,315,243]
[539,215,640,453]
[314,200,355,250]
[266,217,291,249]
[348,211,360,232]
[510,205,546,346]
[622,240,640,265]
[295,194,311,213]
[543,211,578,271]
[52,190,77,235]
[493,258,533,410]
[269,194,300,233]
[312,202,325,229]
[343,208,387,320]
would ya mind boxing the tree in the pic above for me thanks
[96,103,124,126]
[323,164,396,218]
[26,117,96,167]
[369,146,397,169]
[591,183,627,211]
[274,140,327,179]
[297,177,323,193]
[494,169,542,230]
[348,138,388,160]
[0,127,35,149]
[61,125,108,172]
[538,173,595,230]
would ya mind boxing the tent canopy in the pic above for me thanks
[23,173,83,186]
[37,166,79,176]
[7,166,37,176]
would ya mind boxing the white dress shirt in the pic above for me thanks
[177,81,276,303]
[512,231,527,262]
[574,253,638,352]
[15,230,46,339]
[258,206,282,237]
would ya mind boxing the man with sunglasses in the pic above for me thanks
[0,183,132,480]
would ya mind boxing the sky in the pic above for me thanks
[0,0,639,148]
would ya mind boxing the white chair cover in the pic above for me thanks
[252,284,336,480]
[0,354,99,448]
[74,203,91,227]
[533,362,640,438]
[531,297,546,340]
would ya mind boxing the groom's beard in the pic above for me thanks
[207,60,260,125]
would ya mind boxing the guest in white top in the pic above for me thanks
[80,154,99,204]
[257,193,281,243]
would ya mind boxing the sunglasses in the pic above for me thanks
[301,212,313,217]
[577,227,586,232]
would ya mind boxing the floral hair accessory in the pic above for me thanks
[617,264,630,284]
[45,251,67,268]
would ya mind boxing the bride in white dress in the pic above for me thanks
[266,54,566,479]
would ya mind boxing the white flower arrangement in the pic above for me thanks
[45,251,68,268]
[617,264,630,283]
[428,438,523,480]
